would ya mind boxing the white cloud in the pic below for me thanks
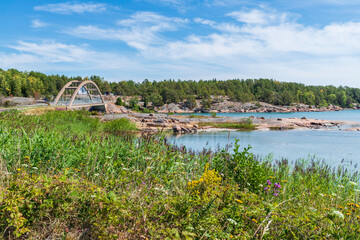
[142,0,193,13]
[69,12,188,50]
[1,41,137,71]
[140,9,360,60]
[34,2,107,14]
[227,9,289,25]
[31,20,48,29]
[4,8,360,86]
[58,8,360,85]
[9,41,91,62]
[194,18,216,26]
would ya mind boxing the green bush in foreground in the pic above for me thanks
[0,110,360,239]
[103,118,137,134]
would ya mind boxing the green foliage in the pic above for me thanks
[185,95,197,109]
[128,96,139,111]
[213,140,271,193]
[0,110,360,239]
[115,97,123,106]
[1,69,360,108]
[199,118,256,130]
[103,118,137,134]
[210,112,217,118]
[201,96,212,110]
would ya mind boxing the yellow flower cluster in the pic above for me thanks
[342,203,360,217]
[187,164,222,195]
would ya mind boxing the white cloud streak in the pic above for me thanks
[4,8,360,86]
[31,19,48,28]
[68,12,188,50]
[1,41,139,72]
[34,2,107,14]
[227,9,289,25]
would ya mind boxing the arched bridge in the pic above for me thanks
[53,80,106,110]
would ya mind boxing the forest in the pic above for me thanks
[1,68,360,108]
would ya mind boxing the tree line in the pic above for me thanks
[1,68,360,108]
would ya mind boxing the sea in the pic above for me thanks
[169,110,360,168]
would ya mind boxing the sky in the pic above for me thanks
[1,0,360,87]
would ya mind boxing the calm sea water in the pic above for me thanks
[170,110,360,168]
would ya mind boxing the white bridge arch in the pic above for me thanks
[53,80,105,107]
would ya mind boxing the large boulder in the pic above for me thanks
[172,124,182,133]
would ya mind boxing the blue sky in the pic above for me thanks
[1,0,360,87]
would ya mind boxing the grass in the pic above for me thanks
[103,118,137,134]
[199,118,257,130]
[188,114,209,119]
[269,126,296,130]
[0,110,359,239]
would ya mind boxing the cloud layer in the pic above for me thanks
[2,3,360,86]
[34,2,107,14]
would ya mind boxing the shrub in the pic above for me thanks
[213,140,271,193]
[0,171,129,238]
[103,118,137,134]
[115,97,123,106]
[128,97,139,110]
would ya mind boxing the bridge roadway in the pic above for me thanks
[64,102,108,111]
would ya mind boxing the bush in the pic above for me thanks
[115,97,123,106]
[0,171,130,238]
[103,118,137,134]
[128,97,139,110]
[213,140,271,193]
[211,112,217,118]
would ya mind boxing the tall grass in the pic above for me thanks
[0,110,359,239]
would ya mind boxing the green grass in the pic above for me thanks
[103,118,137,134]
[0,110,359,239]
[199,122,256,130]
[188,114,209,119]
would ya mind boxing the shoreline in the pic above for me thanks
[102,111,360,133]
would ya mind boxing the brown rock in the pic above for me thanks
[172,124,181,132]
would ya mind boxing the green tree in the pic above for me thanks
[185,95,197,109]
[115,97,123,106]
[150,92,163,107]
[201,96,212,110]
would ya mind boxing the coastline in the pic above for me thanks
[102,111,360,133]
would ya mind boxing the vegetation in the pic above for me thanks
[115,97,123,106]
[103,118,137,134]
[1,110,360,239]
[188,114,210,119]
[199,118,256,130]
[1,69,360,108]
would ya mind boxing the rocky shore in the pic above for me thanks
[102,111,360,133]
